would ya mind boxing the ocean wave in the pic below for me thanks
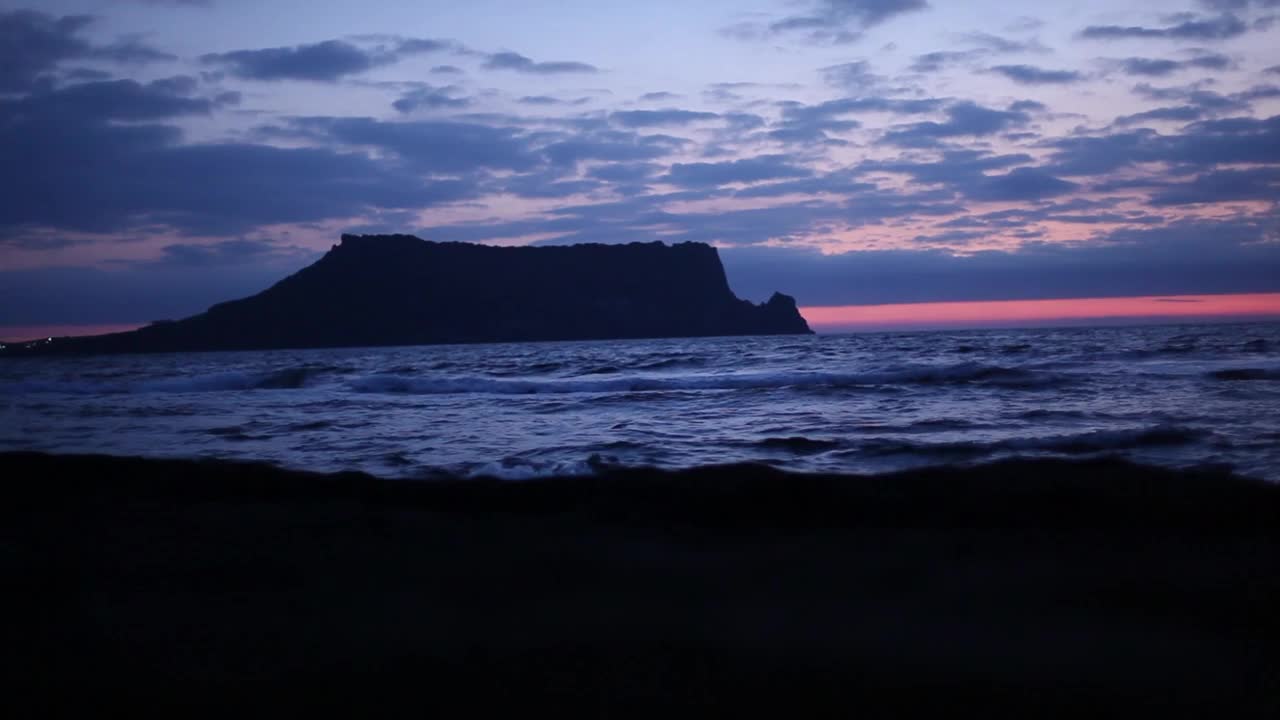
[850,425,1207,459]
[1208,367,1280,381]
[1,365,340,394]
[348,362,1064,396]
[754,436,842,453]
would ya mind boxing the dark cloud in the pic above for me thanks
[727,0,929,44]
[771,96,941,144]
[639,91,680,102]
[430,65,463,75]
[543,134,677,168]
[1266,64,1280,74]
[774,0,930,35]
[611,109,719,128]
[1,122,460,236]
[1113,54,1233,77]
[959,31,1046,54]
[0,79,489,236]
[1114,105,1206,125]
[962,167,1078,202]
[481,51,596,74]
[0,10,93,91]
[990,64,1083,84]
[585,163,663,182]
[0,10,176,91]
[92,36,177,64]
[821,61,887,91]
[720,216,1280,306]
[1149,167,1280,205]
[495,172,601,199]
[860,150,1034,186]
[392,85,469,112]
[664,156,813,187]
[1117,57,1183,77]
[910,50,985,73]
[910,31,1047,72]
[143,240,315,269]
[201,37,449,81]
[283,116,541,173]
[882,101,1031,146]
[1044,113,1280,176]
[1079,13,1248,41]
[1197,0,1280,9]
[7,77,213,120]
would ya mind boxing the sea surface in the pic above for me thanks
[2,322,1279,481]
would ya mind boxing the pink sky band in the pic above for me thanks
[802,293,1280,330]
[2,293,1279,342]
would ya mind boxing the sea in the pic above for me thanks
[2,321,1278,481]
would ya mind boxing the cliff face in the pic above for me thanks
[8,235,812,355]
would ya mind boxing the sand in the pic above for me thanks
[4,451,1278,716]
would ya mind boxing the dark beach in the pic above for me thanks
[6,451,1278,716]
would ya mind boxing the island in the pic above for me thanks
[2,235,812,356]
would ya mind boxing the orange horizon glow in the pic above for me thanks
[802,293,1280,330]
[0,323,145,343]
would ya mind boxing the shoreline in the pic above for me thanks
[6,451,1279,714]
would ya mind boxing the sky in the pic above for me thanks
[2,0,1279,338]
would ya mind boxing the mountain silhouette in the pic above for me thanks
[6,235,812,355]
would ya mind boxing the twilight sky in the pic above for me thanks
[2,0,1279,337]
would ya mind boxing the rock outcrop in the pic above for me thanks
[6,235,812,355]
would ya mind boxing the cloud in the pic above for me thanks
[910,50,985,73]
[771,96,941,144]
[990,64,1083,84]
[959,31,1047,54]
[0,10,176,91]
[1080,13,1248,41]
[1197,0,1280,9]
[543,134,678,168]
[728,0,929,44]
[281,116,542,173]
[821,61,887,91]
[1114,105,1206,125]
[639,91,680,102]
[1044,113,1280,175]
[201,36,449,81]
[0,81,489,236]
[392,85,469,112]
[664,156,813,187]
[882,101,1031,146]
[860,150,1034,186]
[962,167,1078,201]
[585,163,663,182]
[1112,54,1233,77]
[481,51,597,74]
[6,77,214,120]
[1266,64,1280,74]
[1149,167,1280,204]
[719,216,1280,306]
[611,109,719,128]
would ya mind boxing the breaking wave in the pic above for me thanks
[348,362,1064,396]
[849,425,1208,459]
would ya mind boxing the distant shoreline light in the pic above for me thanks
[0,323,145,344]
[801,293,1280,331]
